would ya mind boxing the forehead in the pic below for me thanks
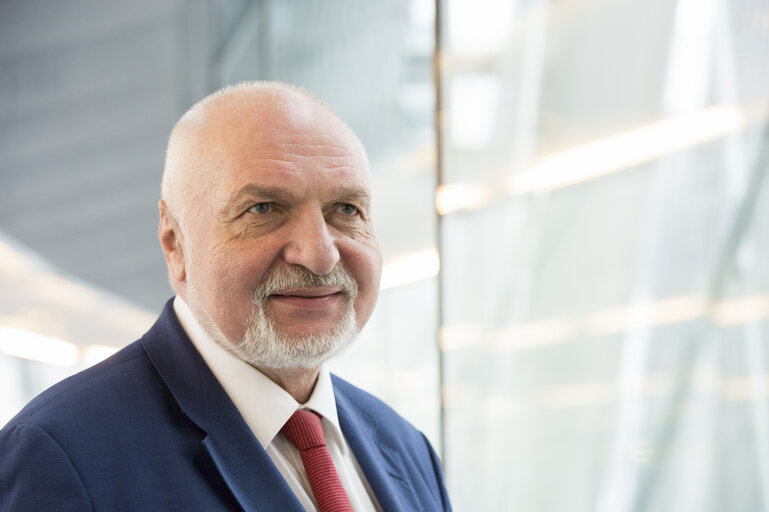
[200,102,371,206]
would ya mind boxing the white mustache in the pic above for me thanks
[253,265,358,302]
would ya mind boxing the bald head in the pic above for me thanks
[161,81,367,228]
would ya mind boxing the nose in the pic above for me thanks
[281,207,340,275]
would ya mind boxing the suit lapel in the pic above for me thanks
[202,401,304,511]
[334,382,416,512]
[141,300,304,511]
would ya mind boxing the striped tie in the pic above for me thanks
[281,409,354,512]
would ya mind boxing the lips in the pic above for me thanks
[271,286,343,299]
[267,287,345,311]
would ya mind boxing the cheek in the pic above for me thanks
[208,243,243,295]
[212,241,275,295]
[206,243,280,340]
[208,242,265,297]
[345,239,383,326]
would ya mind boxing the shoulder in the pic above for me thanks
[3,301,184,435]
[0,341,161,511]
[0,342,178,452]
[330,374,432,454]
[4,340,153,430]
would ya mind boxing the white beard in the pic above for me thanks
[186,262,359,370]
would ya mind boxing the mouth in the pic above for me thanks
[271,286,343,299]
[267,287,346,309]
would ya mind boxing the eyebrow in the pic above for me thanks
[230,184,297,203]
[330,188,372,207]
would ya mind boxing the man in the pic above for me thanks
[0,82,451,511]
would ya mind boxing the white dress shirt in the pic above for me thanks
[173,297,380,512]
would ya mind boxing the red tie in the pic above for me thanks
[280,409,354,512]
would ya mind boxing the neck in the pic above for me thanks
[257,365,321,404]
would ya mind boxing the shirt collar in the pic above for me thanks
[172,296,343,450]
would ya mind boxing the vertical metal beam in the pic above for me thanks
[433,0,448,466]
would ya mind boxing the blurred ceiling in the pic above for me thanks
[0,0,188,312]
[0,230,155,352]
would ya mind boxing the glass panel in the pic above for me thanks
[439,0,769,509]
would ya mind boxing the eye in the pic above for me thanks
[248,202,273,214]
[337,203,359,216]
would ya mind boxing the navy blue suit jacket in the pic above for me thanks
[0,300,451,511]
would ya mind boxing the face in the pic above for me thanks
[175,93,382,369]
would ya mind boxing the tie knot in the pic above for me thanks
[281,409,326,451]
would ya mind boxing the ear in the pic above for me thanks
[158,200,187,288]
